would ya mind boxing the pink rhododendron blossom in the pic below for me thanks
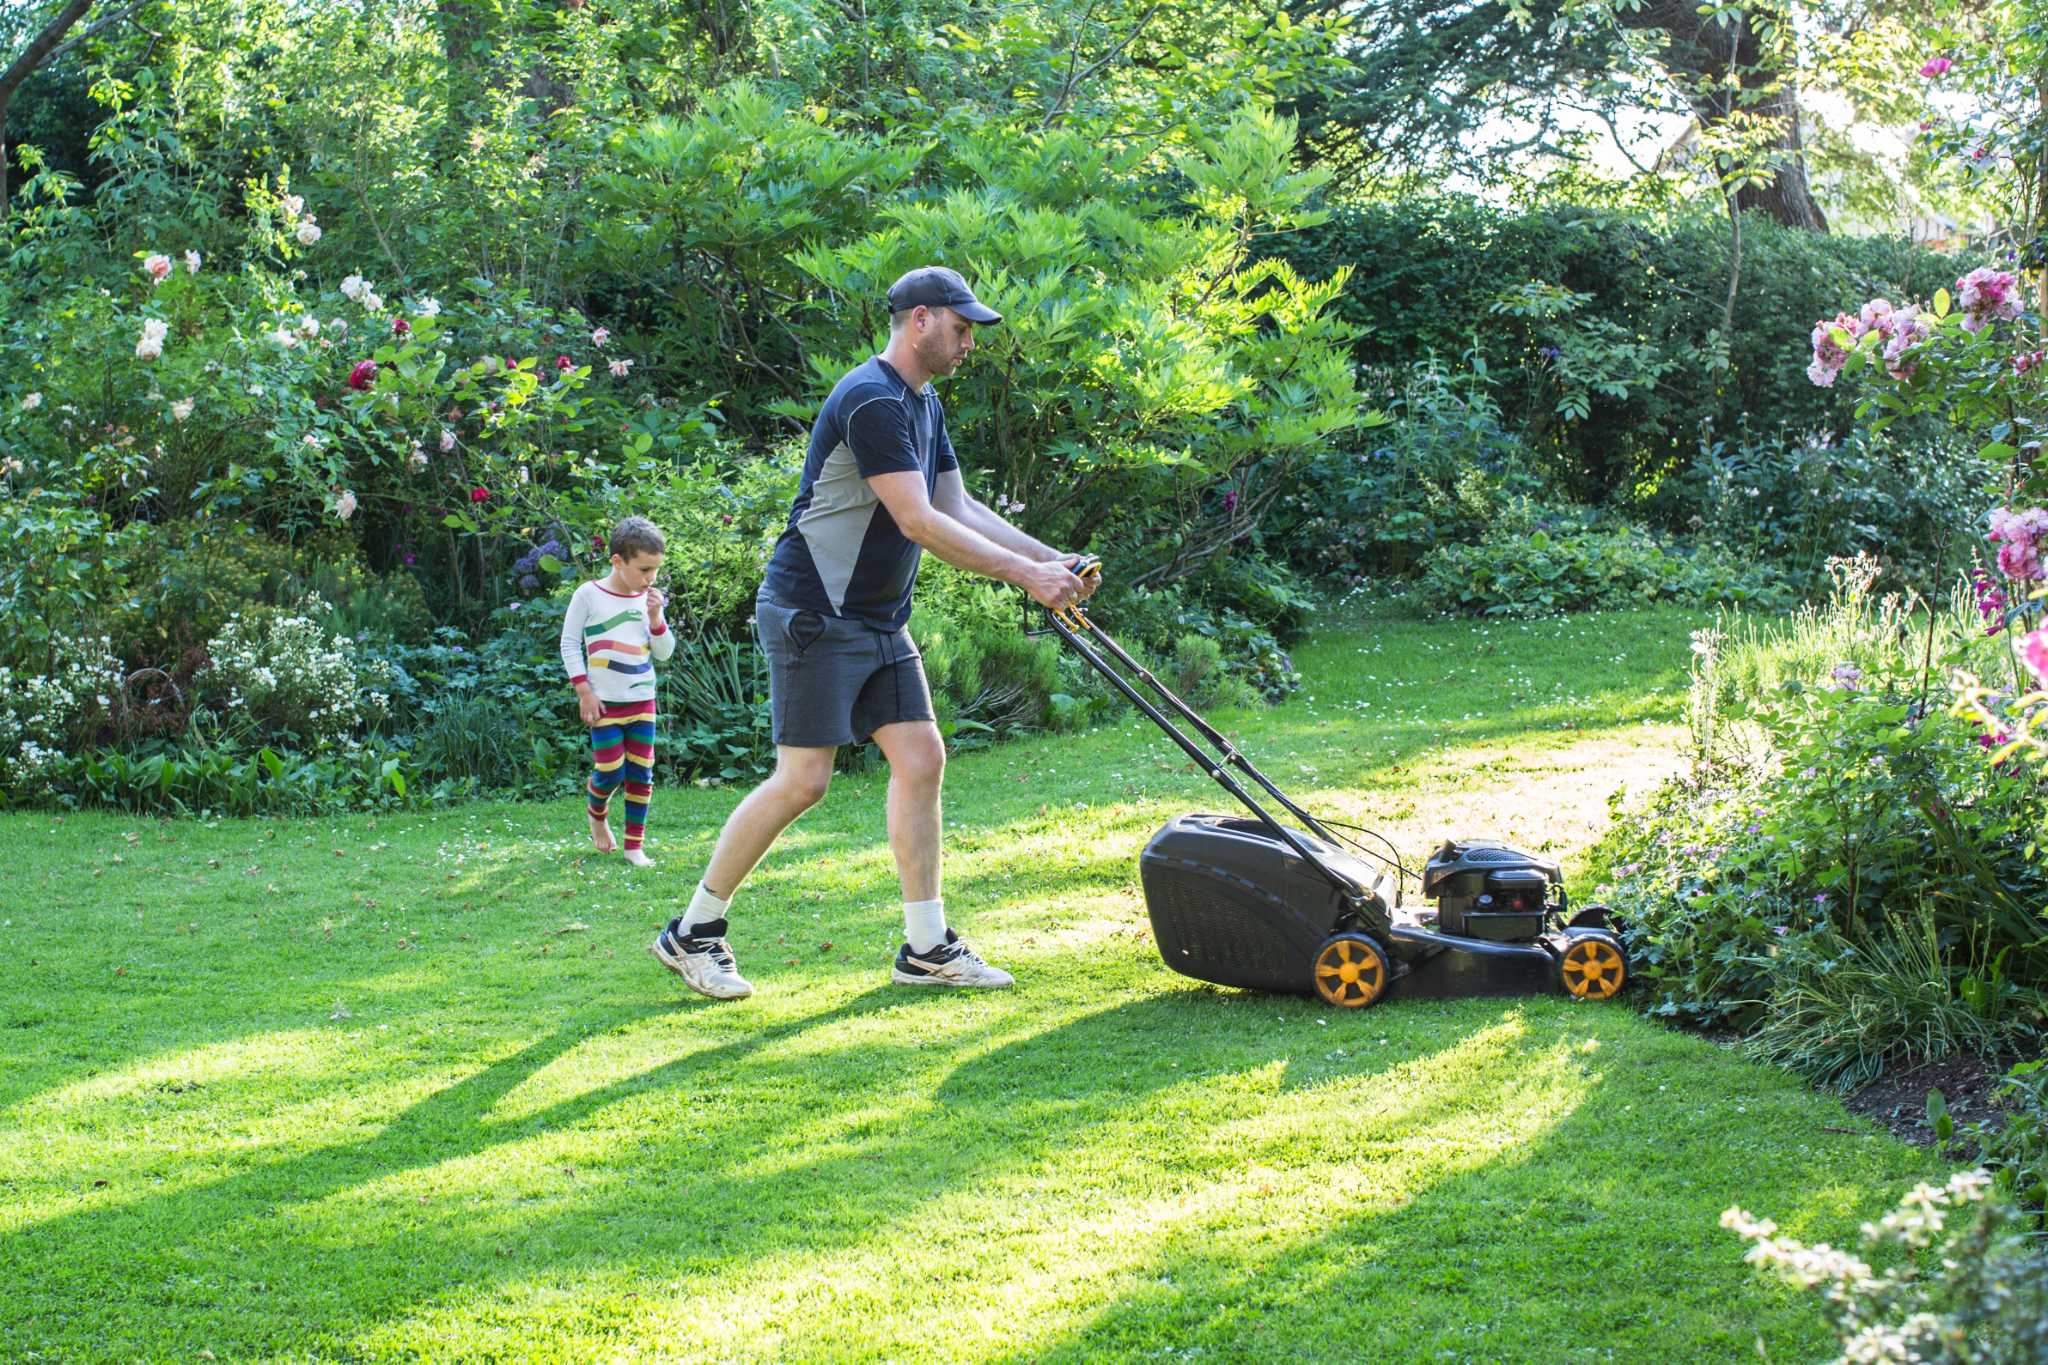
[1919,56,1953,77]
[143,254,172,284]
[608,358,634,378]
[1988,507,2048,581]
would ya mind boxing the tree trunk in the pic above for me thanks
[1617,0,1827,233]
[0,0,98,211]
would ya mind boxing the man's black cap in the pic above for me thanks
[886,266,1002,324]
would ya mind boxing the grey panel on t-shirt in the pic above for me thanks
[796,440,882,613]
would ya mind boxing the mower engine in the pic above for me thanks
[1420,840,1565,942]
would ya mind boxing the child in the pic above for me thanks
[560,516,675,867]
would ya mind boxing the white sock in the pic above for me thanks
[904,898,947,954]
[683,883,731,933]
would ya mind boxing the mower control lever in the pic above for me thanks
[1054,554,1104,631]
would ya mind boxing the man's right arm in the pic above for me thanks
[867,471,1080,611]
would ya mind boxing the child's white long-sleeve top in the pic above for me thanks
[559,581,676,704]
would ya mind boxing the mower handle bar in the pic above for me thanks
[1041,577,1382,905]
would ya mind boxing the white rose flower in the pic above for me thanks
[20,392,41,411]
[170,398,195,422]
[296,220,322,246]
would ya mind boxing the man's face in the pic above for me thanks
[914,306,976,376]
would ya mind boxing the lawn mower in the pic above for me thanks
[1042,559,1628,1009]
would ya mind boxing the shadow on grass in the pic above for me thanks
[4,991,1511,1358]
[1007,1050,1842,1363]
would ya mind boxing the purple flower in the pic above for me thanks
[1222,489,1239,514]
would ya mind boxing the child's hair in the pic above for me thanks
[610,515,666,561]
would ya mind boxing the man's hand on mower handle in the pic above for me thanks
[1018,558,1083,612]
[1060,554,1102,602]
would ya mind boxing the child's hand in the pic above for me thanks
[578,691,604,728]
[646,586,666,620]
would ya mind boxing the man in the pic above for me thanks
[650,266,1096,1000]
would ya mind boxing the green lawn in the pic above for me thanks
[1,608,1940,1362]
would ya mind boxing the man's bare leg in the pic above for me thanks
[701,744,838,899]
[874,721,1010,986]
[873,720,945,905]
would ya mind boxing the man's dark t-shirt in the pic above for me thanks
[761,356,958,631]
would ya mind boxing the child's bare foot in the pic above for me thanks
[622,847,654,868]
[588,813,616,853]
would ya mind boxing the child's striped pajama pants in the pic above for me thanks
[588,700,656,851]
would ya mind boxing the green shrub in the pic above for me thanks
[0,634,125,801]
[1592,581,2048,1048]
[1644,427,1994,592]
[198,609,395,752]
[1165,635,1262,711]
[659,629,775,784]
[1743,910,2017,1091]
[1724,1171,2048,1362]
[1955,1061,2048,1215]
[406,693,530,790]
[1418,525,1791,618]
[911,576,1063,748]
[1275,366,1553,584]
[1278,197,1956,498]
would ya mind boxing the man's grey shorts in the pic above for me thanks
[755,591,935,748]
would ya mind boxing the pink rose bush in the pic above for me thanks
[1807,265,2032,391]
[1987,507,2048,581]
[1956,268,2021,334]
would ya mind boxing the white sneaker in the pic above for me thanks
[892,930,1015,989]
[650,918,754,1000]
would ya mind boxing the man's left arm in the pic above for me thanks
[932,470,1061,561]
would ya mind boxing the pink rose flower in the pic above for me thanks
[2022,626,2048,689]
[609,358,634,378]
[1919,56,1953,77]
[143,254,172,284]
[347,360,378,391]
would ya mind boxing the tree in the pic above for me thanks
[0,0,145,210]
[1287,0,1829,231]
[1613,0,1827,230]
